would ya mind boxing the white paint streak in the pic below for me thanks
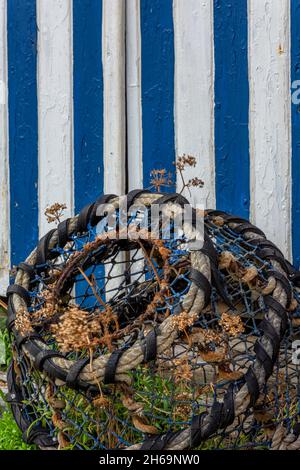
[125,0,144,283]
[102,0,126,195]
[37,0,74,237]
[173,0,215,209]
[102,1,126,297]
[249,0,291,258]
[0,0,9,295]
[126,0,143,190]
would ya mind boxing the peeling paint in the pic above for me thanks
[73,0,104,211]
[126,0,143,190]
[249,0,291,258]
[174,0,215,208]
[0,0,9,294]
[102,0,126,196]
[7,0,38,268]
[141,0,175,191]
[37,0,73,237]
[214,0,250,219]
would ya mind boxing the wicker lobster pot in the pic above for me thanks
[6,191,300,450]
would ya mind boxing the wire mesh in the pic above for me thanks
[6,196,300,450]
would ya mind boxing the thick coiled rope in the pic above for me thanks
[271,424,300,450]
[7,191,210,388]
[7,195,290,450]
[127,212,290,450]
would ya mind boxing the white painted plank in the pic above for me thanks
[173,0,215,209]
[102,0,126,196]
[37,0,74,237]
[102,0,126,298]
[126,0,144,282]
[249,0,291,258]
[126,0,143,190]
[0,0,9,295]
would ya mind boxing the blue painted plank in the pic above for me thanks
[140,0,175,190]
[73,0,104,306]
[291,0,300,267]
[73,0,103,211]
[7,0,38,266]
[214,0,250,218]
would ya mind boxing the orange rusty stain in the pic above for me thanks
[278,44,284,55]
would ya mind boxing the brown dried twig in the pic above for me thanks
[174,155,204,196]
[0,298,7,312]
[78,268,107,308]
[45,203,67,225]
[150,169,173,192]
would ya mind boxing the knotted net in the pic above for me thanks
[5,191,300,450]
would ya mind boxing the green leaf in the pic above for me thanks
[0,336,5,365]
[0,410,36,450]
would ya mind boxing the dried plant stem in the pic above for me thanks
[77,268,107,308]
[137,240,161,287]
[178,167,191,197]
[0,298,7,312]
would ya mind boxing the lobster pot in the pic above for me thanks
[6,191,300,450]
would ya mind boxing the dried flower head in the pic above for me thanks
[175,154,197,171]
[45,203,67,224]
[187,177,204,189]
[171,310,198,332]
[174,355,193,383]
[202,328,223,346]
[173,392,192,420]
[51,305,101,352]
[150,168,173,192]
[219,312,244,337]
[31,288,57,323]
[15,306,33,336]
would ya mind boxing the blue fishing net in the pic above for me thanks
[6,193,300,450]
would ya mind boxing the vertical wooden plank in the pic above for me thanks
[126,0,145,282]
[102,0,126,298]
[140,0,175,190]
[126,0,143,190]
[73,0,104,211]
[7,0,38,266]
[291,0,300,267]
[73,0,104,306]
[37,0,74,237]
[0,0,9,294]
[173,0,215,207]
[249,0,291,258]
[102,0,126,195]
[214,0,250,218]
